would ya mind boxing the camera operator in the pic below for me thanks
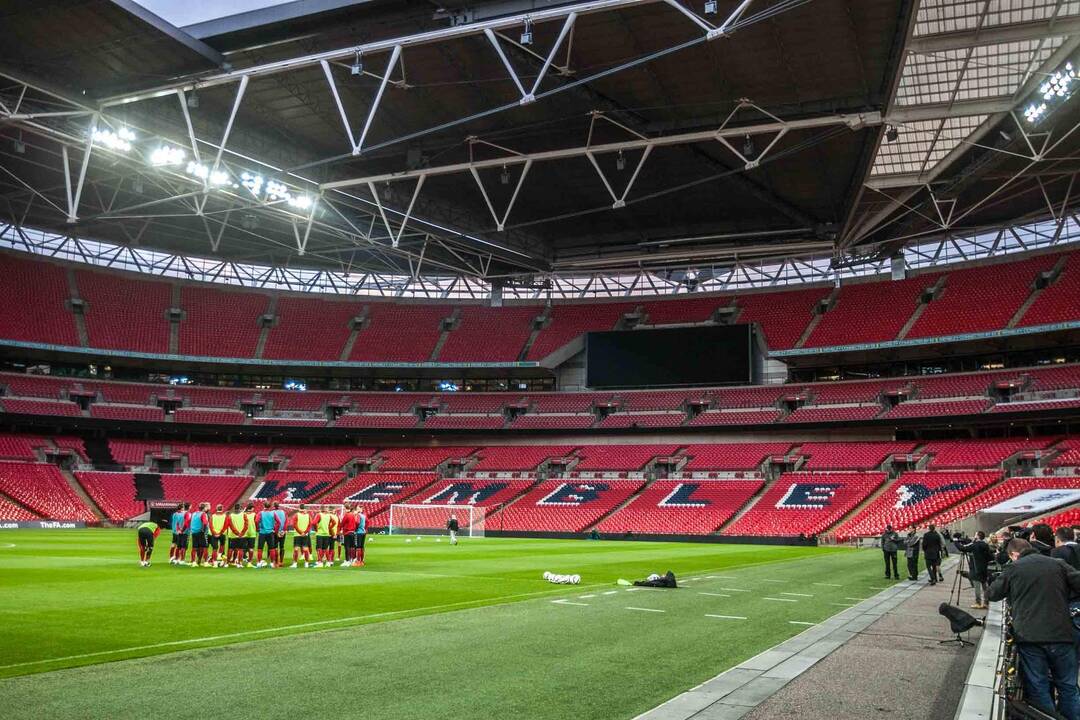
[921,524,944,586]
[881,524,901,580]
[957,530,992,609]
[987,537,1080,720]
[1053,527,1080,570]
[904,526,921,581]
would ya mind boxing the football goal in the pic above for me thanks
[388,504,483,538]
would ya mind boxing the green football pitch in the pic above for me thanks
[0,530,893,720]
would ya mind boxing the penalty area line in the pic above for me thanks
[0,586,581,672]
[705,614,747,620]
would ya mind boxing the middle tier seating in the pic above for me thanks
[573,444,681,471]
[159,474,251,508]
[922,438,1054,468]
[799,441,917,470]
[596,479,764,535]
[469,445,579,471]
[723,472,888,537]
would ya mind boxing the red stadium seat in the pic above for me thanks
[723,472,887,537]
[596,480,763,535]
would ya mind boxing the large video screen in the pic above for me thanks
[585,325,753,389]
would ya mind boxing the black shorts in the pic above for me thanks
[191,532,207,549]
[174,533,189,549]
[138,527,155,549]
[344,535,356,550]
[356,533,366,549]
[208,535,224,550]
[258,532,275,551]
[316,535,333,551]
[293,535,311,549]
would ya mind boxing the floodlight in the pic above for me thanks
[521,18,533,45]
[92,127,135,152]
[149,144,186,166]
[704,1,717,14]
[288,194,313,210]
[240,171,264,197]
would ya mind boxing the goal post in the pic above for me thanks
[388,504,482,538]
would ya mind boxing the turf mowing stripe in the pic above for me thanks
[705,614,747,620]
[780,592,813,597]
[0,586,591,672]
[625,607,664,613]
[762,597,798,602]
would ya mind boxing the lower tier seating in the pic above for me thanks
[250,471,346,503]
[404,478,536,522]
[489,479,645,532]
[0,462,96,521]
[926,476,1080,527]
[596,480,764,535]
[1040,506,1080,528]
[833,470,1002,539]
[318,472,438,521]
[0,494,41,520]
[75,471,142,522]
[723,472,887,537]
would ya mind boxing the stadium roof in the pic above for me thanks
[1,0,1079,284]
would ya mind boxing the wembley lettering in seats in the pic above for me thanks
[538,483,608,506]
[253,479,333,502]
[423,482,508,505]
[346,481,410,504]
[658,483,710,508]
[894,482,968,508]
[776,483,841,509]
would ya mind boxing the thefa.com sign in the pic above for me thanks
[0,521,86,530]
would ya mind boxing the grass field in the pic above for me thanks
[0,530,894,719]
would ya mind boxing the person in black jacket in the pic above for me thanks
[921,524,944,585]
[957,531,993,609]
[904,527,921,581]
[881,524,901,579]
[1053,527,1080,570]
[988,538,1080,720]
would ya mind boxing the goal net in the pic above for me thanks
[388,504,482,538]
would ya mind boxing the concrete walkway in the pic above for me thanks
[636,563,983,720]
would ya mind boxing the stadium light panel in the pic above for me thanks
[1026,60,1077,125]
[149,144,186,166]
[92,126,135,152]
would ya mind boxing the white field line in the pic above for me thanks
[844,597,871,602]
[763,597,798,603]
[788,621,816,626]
[780,592,813,597]
[0,543,16,548]
[830,603,855,607]
[0,586,586,672]
[578,594,596,599]
[718,588,749,592]
[705,614,747,620]
[603,590,618,595]
[552,600,589,607]
[698,592,731,597]
[761,579,786,584]
[813,582,842,587]
[626,607,665,613]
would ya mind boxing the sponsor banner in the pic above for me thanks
[981,489,1080,515]
[0,520,87,530]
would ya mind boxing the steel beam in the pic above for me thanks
[906,15,1080,53]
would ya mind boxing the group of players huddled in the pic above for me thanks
[135,501,368,569]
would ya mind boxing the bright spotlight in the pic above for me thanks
[149,145,186,166]
[288,194,313,210]
[92,126,135,152]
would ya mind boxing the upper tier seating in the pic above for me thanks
[75,471,142,522]
[250,471,345,503]
[734,286,828,349]
[158,474,251,508]
[378,447,477,471]
[574,444,681,471]
[508,414,596,430]
[641,296,728,326]
[173,443,264,469]
[0,461,95,520]
[318,472,437,519]
[336,414,420,429]
[799,441,916,470]
[0,398,82,417]
[173,408,246,425]
[0,495,41,520]
[0,253,79,346]
[489,479,645,532]
[179,286,268,358]
[1026,363,1080,391]
[469,445,578,471]
[834,470,1002,539]
[349,304,449,362]
[912,371,1003,398]
[928,476,1080,527]
[76,270,171,353]
[526,303,633,360]
[438,306,538,361]
[682,443,793,471]
[424,415,506,430]
[805,275,934,348]
[619,390,694,410]
[723,472,887,537]
[712,386,790,408]
[277,446,376,470]
[263,297,357,361]
[1019,253,1080,328]
[687,409,782,426]
[923,438,1054,468]
[907,255,1058,338]
[809,380,908,404]
[529,394,604,413]
[596,479,764,535]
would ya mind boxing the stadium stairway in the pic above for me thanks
[896,275,946,340]
[253,296,277,360]
[517,307,550,361]
[820,474,897,536]
[582,476,656,532]
[168,284,181,354]
[793,287,837,348]
[60,466,104,521]
[1009,254,1068,328]
[428,307,460,361]
[65,266,90,348]
[716,473,781,533]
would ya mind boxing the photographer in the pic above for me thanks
[987,538,1080,720]
[904,526,921,581]
[957,530,992,609]
[1053,527,1080,570]
[921,524,944,586]
[881,524,901,580]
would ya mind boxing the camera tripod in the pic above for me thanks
[949,549,969,607]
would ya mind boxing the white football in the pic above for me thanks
[571,574,581,584]
[436,538,442,543]
[405,539,412,543]
[543,571,551,580]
